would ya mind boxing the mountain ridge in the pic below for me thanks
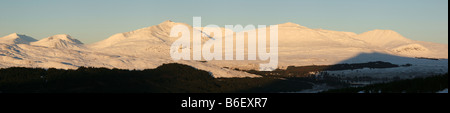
[30,34,83,50]
[0,20,447,78]
[0,33,38,44]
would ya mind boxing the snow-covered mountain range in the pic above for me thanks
[0,21,447,78]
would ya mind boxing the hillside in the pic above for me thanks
[0,21,447,78]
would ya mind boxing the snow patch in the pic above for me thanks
[437,89,448,93]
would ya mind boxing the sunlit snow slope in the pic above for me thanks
[0,21,447,78]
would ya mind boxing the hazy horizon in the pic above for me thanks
[0,0,448,44]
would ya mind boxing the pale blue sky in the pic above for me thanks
[0,0,448,44]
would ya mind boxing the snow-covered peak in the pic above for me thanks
[356,29,412,48]
[44,34,83,44]
[358,29,409,40]
[278,22,308,29]
[364,29,403,35]
[89,20,192,49]
[160,20,175,25]
[0,33,38,44]
[6,33,19,37]
[279,22,300,26]
[31,34,83,49]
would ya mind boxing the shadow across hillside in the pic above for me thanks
[242,52,448,92]
[331,52,430,64]
[246,52,444,77]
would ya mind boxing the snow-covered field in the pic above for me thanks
[0,21,448,78]
[437,89,448,93]
[324,58,448,79]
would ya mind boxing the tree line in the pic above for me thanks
[0,63,313,93]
